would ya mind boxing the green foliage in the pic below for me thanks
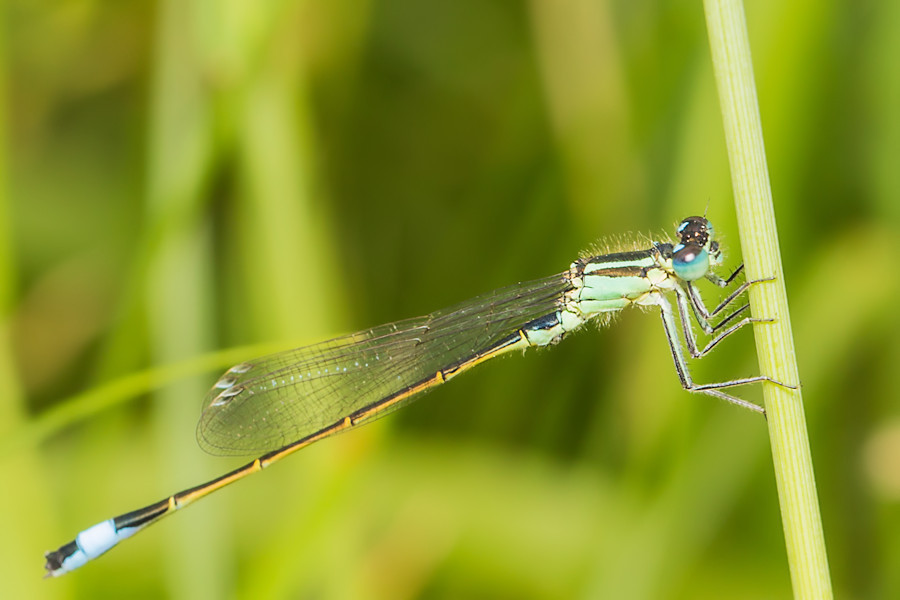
[2,1,897,598]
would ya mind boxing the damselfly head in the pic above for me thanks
[672,216,721,281]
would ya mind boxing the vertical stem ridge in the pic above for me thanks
[703,1,833,598]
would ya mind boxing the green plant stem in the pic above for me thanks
[703,1,833,597]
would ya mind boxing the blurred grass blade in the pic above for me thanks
[6,343,286,457]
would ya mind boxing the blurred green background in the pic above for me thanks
[2,1,898,598]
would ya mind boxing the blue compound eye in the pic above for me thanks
[672,243,709,281]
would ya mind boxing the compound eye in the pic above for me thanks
[672,243,709,281]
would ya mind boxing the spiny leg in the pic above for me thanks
[686,264,750,333]
[686,273,777,334]
[686,284,749,333]
[674,285,770,359]
[655,292,778,414]
[701,267,777,319]
[706,263,744,288]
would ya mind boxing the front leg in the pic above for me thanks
[686,269,776,334]
[675,284,769,359]
[654,292,766,414]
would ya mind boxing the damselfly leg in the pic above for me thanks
[655,272,794,415]
[677,270,777,359]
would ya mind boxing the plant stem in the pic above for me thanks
[703,1,833,598]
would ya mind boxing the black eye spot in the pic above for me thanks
[674,244,701,265]
[676,216,709,247]
[673,243,710,281]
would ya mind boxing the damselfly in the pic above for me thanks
[45,216,786,577]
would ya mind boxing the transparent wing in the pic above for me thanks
[197,273,572,456]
